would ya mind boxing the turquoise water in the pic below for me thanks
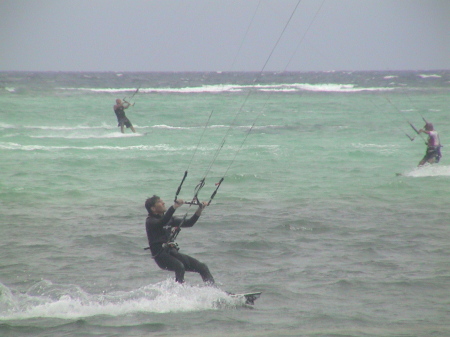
[1,71,449,336]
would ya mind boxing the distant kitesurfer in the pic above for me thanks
[418,122,442,166]
[113,98,136,133]
[145,195,215,285]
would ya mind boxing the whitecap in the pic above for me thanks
[152,124,191,130]
[58,82,393,94]
[418,74,441,79]
[0,122,15,129]
[351,143,399,155]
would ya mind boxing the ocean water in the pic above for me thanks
[0,71,449,337]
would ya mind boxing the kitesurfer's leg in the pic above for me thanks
[155,251,185,283]
[419,149,432,166]
[124,120,135,133]
[436,147,442,163]
[424,148,439,165]
[177,253,215,285]
[428,148,439,164]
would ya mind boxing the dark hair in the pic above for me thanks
[425,122,434,131]
[145,195,160,213]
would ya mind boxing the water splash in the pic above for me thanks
[403,165,450,177]
[0,279,243,320]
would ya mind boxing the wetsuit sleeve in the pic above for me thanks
[147,206,176,230]
[179,213,200,228]
[160,206,176,226]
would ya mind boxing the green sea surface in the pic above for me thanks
[0,71,449,337]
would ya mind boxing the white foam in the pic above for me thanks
[30,132,143,139]
[286,83,392,92]
[59,87,139,93]
[0,122,15,129]
[418,74,441,79]
[58,82,393,94]
[152,124,191,130]
[0,279,238,320]
[0,142,174,151]
[403,165,450,177]
[352,143,399,155]
[24,125,110,131]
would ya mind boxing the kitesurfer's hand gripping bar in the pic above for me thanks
[123,87,140,105]
[123,99,135,107]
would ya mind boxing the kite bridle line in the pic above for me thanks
[123,86,140,106]
[175,0,303,203]
[174,110,215,204]
[171,0,304,237]
[384,96,427,144]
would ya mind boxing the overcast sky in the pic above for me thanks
[1,0,449,72]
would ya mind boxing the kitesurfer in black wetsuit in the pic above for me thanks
[145,195,214,284]
[113,98,136,133]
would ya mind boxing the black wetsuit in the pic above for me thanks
[145,206,214,284]
[114,106,132,128]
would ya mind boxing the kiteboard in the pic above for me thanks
[227,291,262,305]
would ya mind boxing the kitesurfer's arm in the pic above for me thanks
[156,199,184,228]
[159,205,177,227]
[147,199,184,229]
[147,201,180,230]
[195,202,207,216]
[174,199,184,209]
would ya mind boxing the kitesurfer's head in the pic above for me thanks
[425,122,434,131]
[116,98,122,104]
[145,195,166,214]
